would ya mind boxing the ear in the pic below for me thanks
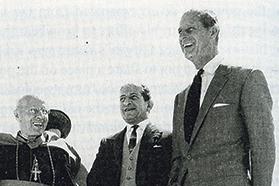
[14,110,20,121]
[146,100,154,113]
[209,26,219,39]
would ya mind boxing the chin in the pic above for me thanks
[124,118,134,124]
[35,131,44,136]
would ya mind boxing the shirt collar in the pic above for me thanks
[202,54,223,75]
[126,119,149,133]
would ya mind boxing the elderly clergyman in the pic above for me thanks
[168,10,275,186]
[87,83,172,186]
[0,95,81,186]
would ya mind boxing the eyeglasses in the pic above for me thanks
[29,108,50,115]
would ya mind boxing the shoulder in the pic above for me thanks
[225,65,268,87]
[98,127,126,145]
[176,87,188,97]
[0,133,17,145]
[220,64,251,77]
[48,139,79,160]
[173,88,187,106]
[221,64,265,80]
[105,128,126,140]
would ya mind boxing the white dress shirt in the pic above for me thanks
[200,54,224,106]
[126,119,149,145]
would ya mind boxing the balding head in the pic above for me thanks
[14,95,49,137]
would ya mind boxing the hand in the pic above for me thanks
[44,129,61,142]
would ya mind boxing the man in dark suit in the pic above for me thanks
[87,83,172,186]
[168,10,275,186]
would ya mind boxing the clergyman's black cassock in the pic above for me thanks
[0,133,79,186]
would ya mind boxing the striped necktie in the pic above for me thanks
[128,125,139,153]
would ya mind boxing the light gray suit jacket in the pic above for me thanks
[168,65,275,186]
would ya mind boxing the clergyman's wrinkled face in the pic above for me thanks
[120,85,149,125]
[15,96,49,136]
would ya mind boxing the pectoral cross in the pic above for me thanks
[31,156,41,182]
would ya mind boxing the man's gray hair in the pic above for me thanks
[184,9,220,42]
[15,95,44,111]
[120,83,151,101]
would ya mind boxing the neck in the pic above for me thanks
[19,131,41,141]
[196,50,218,70]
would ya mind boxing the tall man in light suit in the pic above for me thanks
[87,83,172,186]
[168,10,275,186]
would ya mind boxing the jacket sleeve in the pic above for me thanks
[65,143,81,179]
[86,138,110,186]
[153,132,172,186]
[65,143,88,186]
[241,69,275,186]
[168,95,183,186]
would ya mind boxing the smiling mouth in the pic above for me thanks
[32,121,44,128]
[124,108,136,112]
[181,40,195,48]
[184,43,193,48]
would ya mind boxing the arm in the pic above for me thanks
[48,139,82,184]
[74,163,88,186]
[160,133,173,186]
[241,70,275,186]
[168,95,182,186]
[149,131,173,186]
[65,143,87,186]
[86,138,110,186]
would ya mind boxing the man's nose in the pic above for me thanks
[35,111,45,118]
[179,32,191,39]
[34,115,44,121]
[123,99,131,105]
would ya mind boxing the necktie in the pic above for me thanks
[184,69,204,143]
[128,125,139,153]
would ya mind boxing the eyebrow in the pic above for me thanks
[120,93,139,97]
[178,26,196,32]
[129,93,139,96]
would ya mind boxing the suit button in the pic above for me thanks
[128,166,132,170]
[187,154,192,160]
[129,157,133,160]
[126,176,132,180]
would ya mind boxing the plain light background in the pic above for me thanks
[0,0,278,184]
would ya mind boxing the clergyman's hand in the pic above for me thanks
[44,129,61,142]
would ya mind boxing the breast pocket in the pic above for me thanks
[200,102,241,143]
[208,102,237,119]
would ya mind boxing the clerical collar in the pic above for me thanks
[16,131,44,149]
[202,54,224,75]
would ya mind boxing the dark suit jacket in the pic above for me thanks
[168,65,275,186]
[87,123,172,186]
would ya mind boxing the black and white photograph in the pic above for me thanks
[0,0,278,185]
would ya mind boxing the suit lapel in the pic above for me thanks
[190,65,231,145]
[177,88,192,152]
[113,127,126,171]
